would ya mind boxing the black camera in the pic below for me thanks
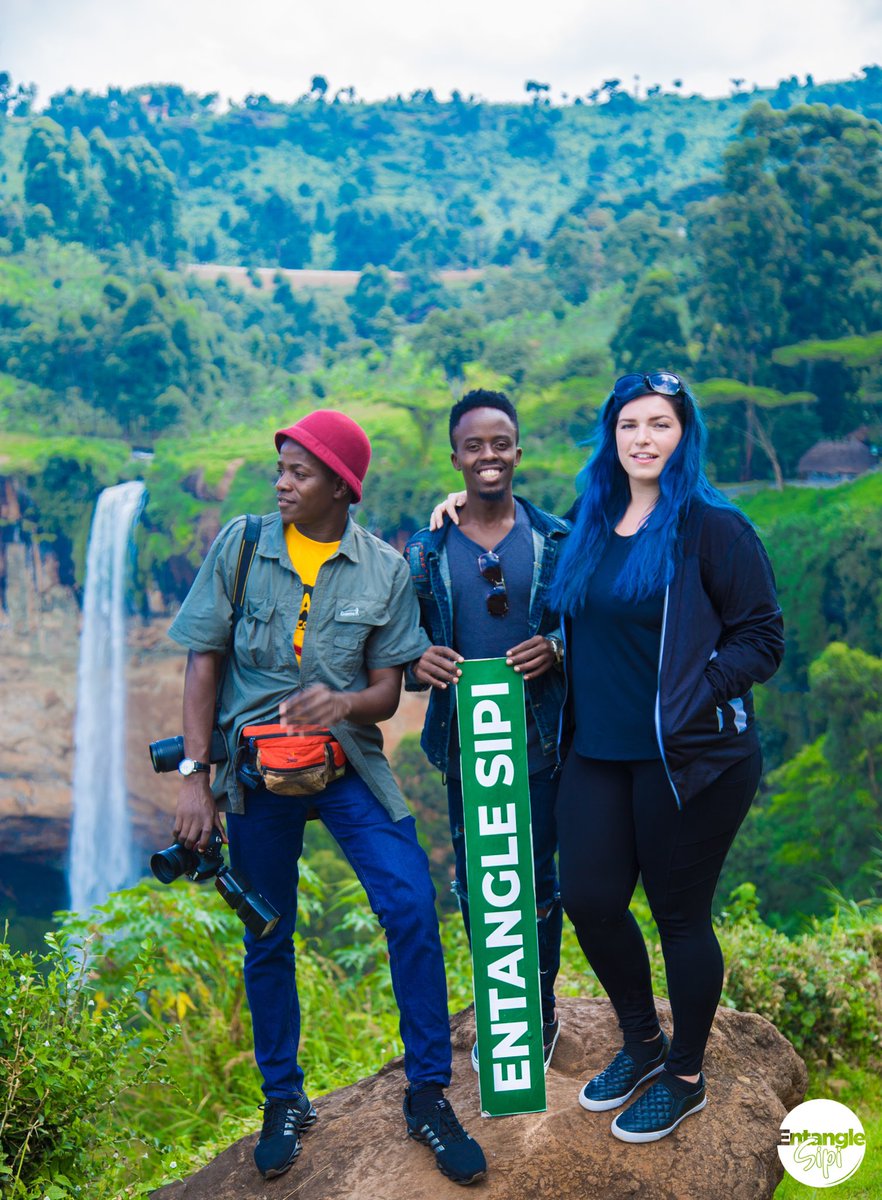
[150,830,279,939]
[149,728,228,773]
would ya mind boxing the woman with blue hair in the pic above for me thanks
[551,371,784,1143]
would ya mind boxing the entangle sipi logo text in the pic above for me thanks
[778,1098,866,1188]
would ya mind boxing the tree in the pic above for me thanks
[544,222,598,304]
[310,75,329,100]
[21,117,180,261]
[691,135,796,385]
[810,642,882,798]
[693,102,882,394]
[698,378,816,487]
[346,265,398,347]
[774,329,882,371]
[722,642,882,927]
[412,309,484,389]
[610,270,690,376]
[600,210,682,288]
[772,330,882,433]
[333,205,413,269]
[232,189,311,268]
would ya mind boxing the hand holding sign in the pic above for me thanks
[456,657,546,1118]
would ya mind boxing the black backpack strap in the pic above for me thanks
[215,515,262,737]
[230,514,262,631]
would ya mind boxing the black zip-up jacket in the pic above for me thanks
[649,500,784,806]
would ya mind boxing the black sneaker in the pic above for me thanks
[611,1072,707,1143]
[579,1032,670,1112]
[543,1017,561,1070]
[253,1093,318,1179]
[471,1016,561,1074]
[403,1087,487,1185]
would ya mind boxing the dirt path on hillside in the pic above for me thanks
[185,264,486,292]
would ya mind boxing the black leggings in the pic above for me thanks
[557,748,761,1076]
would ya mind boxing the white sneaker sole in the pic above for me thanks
[543,1022,560,1073]
[578,1062,666,1112]
[610,1093,707,1142]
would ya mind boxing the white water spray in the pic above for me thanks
[68,480,146,913]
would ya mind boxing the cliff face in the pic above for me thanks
[0,540,187,867]
[0,533,427,875]
[0,541,83,863]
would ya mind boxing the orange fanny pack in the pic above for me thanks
[240,724,347,796]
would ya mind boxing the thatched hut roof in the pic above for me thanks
[797,438,875,480]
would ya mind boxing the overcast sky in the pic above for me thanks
[4,0,881,106]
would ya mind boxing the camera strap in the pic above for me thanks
[214,514,263,725]
[230,514,263,627]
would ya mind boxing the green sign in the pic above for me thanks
[456,658,546,1117]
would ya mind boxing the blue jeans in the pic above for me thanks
[446,762,562,1024]
[226,769,453,1099]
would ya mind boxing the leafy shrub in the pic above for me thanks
[718,884,882,1066]
[0,928,172,1199]
[45,875,474,1194]
[559,882,882,1069]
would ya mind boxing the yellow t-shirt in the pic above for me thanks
[284,523,340,660]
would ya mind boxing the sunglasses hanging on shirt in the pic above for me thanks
[477,550,509,617]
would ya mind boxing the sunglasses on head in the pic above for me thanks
[477,550,508,617]
[613,372,684,401]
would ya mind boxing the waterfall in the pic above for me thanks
[68,480,146,913]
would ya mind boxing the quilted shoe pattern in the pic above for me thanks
[611,1072,707,1143]
[579,1031,670,1112]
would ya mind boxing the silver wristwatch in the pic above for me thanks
[546,635,564,666]
[177,757,210,777]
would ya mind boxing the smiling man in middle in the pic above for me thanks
[405,389,571,1072]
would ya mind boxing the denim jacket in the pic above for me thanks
[404,496,571,773]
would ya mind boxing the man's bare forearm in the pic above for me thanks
[182,650,222,759]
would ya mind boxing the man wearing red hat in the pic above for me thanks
[168,410,486,1185]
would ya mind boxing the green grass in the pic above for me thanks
[739,472,882,527]
[0,428,131,478]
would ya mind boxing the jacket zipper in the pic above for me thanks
[554,618,569,775]
[655,585,682,810]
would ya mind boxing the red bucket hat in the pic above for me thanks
[274,410,372,502]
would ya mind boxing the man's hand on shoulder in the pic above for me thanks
[174,775,226,852]
[429,491,467,531]
[506,635,557,681]
[413,645,464,689]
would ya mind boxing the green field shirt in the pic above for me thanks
[168,511,430,818]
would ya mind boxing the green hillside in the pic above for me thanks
[2,66,882,1200]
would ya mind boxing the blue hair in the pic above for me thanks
[550,381,735,615]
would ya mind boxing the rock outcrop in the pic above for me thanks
[151,996,807,1200]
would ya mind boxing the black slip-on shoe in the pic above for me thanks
[611,1072,707,1143]
[579,1032,670,1112]
[543,1017,561,1070]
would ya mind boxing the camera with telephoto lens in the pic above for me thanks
[149,728,228,773]
[150,830,279,939]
